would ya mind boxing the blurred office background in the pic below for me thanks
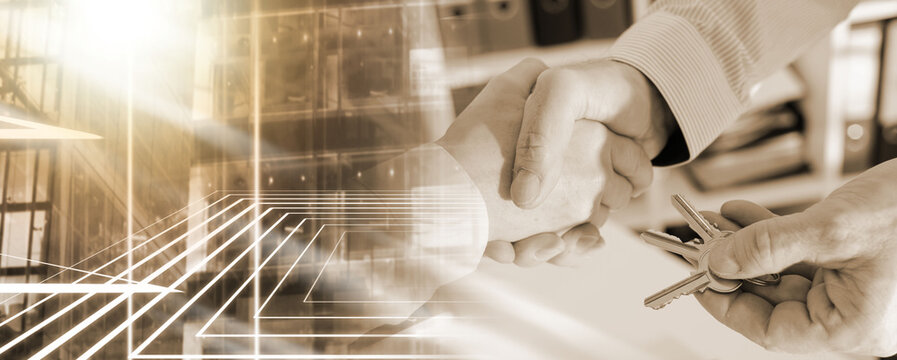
[0,0,893,358]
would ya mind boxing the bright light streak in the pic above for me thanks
[0,116,101,139]
[252,0,263,350]
[70,0,161,52]
[0,283,177,294]
[126,21,136,357]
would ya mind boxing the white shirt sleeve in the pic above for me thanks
[607,0,858,161]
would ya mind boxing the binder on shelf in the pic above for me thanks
[529,0,582,46]
[481,0,534,52]
[842,22,882,173]
[580,0,631,39]
[688,132,806,191]
[704,106,799,155]
[437,0,486,58]
[875,19,897,164]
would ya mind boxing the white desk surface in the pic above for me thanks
[406,221,871,360]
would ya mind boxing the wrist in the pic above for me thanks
[435,130,508,241]
[615,60,676,159]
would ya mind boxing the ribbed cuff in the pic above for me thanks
[607,11,746,163]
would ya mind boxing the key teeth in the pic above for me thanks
[645,294,679,310]
[645,290,688,310]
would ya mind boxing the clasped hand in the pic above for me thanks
[437,58,658,266]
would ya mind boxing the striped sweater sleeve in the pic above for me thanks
[607,0,857,162]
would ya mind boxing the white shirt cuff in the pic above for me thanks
[607,11,746,161]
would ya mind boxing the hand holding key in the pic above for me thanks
[642,195,779,309]
[694,159,897,357]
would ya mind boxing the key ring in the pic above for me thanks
[744,273,781,287]
[714,230,782,287]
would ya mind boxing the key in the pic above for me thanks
[644,239,741,309]
[642,194,780,310]
[645,272,710,309]
[671,194,722,244]
[640,230,700,266]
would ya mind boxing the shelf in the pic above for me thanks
[849,0,897,25]
[444,39,615,89]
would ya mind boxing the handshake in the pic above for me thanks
[432,58,897,357]
[436,58,674,267]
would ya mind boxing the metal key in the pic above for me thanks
[644,272,711,309]
[640,230,700,266]
[671,194,722,244]
[643,194,782,309]
[671,193,782,287]
[643,235,741,309]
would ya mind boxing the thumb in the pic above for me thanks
[511,69,582,208]
[708,212,820,279]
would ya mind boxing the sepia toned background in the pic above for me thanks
[0,0,895,359]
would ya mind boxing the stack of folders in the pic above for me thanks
[840,18,897,174]
[874,19,897,166]
[436,0,632,58]
[687,68,807,191]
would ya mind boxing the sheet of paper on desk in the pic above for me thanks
[394,221,872,360]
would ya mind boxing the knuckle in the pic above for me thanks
[517,131,551,164]
[739,220,777,271]
[604,182,633,210]
[818,212,850,253]
[487,74,516,93]
[757,336,778,352]
[538,67,580,88]
[614,149,640,174]
[520,57,548,69]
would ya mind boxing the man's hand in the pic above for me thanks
[483,222,603,267]
[510,60,673,209]
[437,58,648,266]
[695,159,897,356]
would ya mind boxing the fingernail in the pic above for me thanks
[535,247,562,261]
[709,242,741,276]
[511,169,541,206]
[575,235,602,251]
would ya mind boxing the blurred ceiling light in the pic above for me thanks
[0,116,101,140]
[71,0,160,50]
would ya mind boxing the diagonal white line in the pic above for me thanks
[0,194,245,331]
[0,283,177,294]
[0,202,257,357]
[81,209,285,360]
[0,193,240,329]
[35,205,266,360]
[193,216,306,337]
[301,231,349,303]
[23,193,484,357]
[0,190,223,307]
[0,115,102,139]
[254,221,325,317]
[0,253,146,285]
